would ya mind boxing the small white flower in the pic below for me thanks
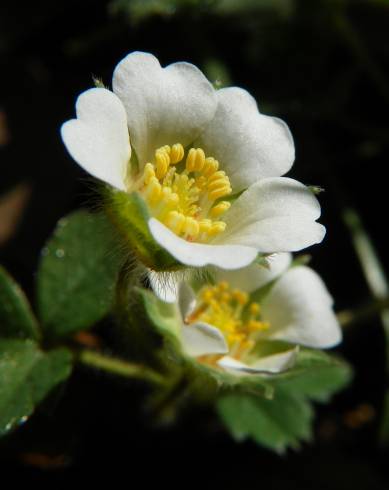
[61,51,325,270]
[150,253,342,375]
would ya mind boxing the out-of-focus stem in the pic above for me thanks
[338,296,389,328]
[343,208,389,345]
[77,349,165,386]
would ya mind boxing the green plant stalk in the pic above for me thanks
[77,349,165,386]
[343,208,389,443]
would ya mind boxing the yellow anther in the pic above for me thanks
[199,219,212,234]
[207,170,226,183]
[201,288,214,302]
[228,333,245,344]
[218,281,229,291]
[186,148,205,172]
[249,303,261,315]
[139,143,232,243]
[183,217,200,238]
[143,163,155,184]
[170,143,184,164]
[233,290,249,305]
[186,148,196,172]
[210,201,231,218]
[155,161,168,179]
[208,221,227,236]
[145,176,162,203]
[247,320,270,332]
[165,211,186,234]
[209,185,232,201]
[221,292,231,303]
[203,157,219,177]
[194,148,205,171]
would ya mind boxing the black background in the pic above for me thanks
[1,1,389,487]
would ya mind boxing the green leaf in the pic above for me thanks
[273,349,352,402]
[37,210,123,338]
[217,389,313,453]
[0,265,40,340]
[217,349,352,452]
[0,338,72,436]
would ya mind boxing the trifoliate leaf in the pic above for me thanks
[37,210,123,338]
[217,389,313,453]
[0,338,72,436]
[217,349,352,452]
[0,265,40,340]
[273,349,352,402]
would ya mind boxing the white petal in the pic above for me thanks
[261,266,342,348]
[61,88,130,191]
[148,270,179,303]
[148,218,258,269]
[181,322,228,357]
[217,347,298,375]
[112,52,217,165]
[213,253,292,293]
[196,87,295,192]
[178,282,197,319]
[215,177,326,252]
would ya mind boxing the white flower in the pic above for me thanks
[61,51,325,270]
[150,253,342,375]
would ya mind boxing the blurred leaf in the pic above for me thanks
[110,0,210,22]
[37,210,123,338]
[217,389,313,453]
[213,0,294,17]
[273,349,352,402]
[0,265,40,340]
[0,338,72,437]
[217,349,351,452]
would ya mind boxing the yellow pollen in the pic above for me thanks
[210,201,231,218]
[138,143,233,243]
[187,281,271,357]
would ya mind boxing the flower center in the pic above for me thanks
[186,281,270,356]
[137,144,232,242]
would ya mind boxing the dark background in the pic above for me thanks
[1,0,389,487]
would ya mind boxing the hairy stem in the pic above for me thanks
[77,349,165,386]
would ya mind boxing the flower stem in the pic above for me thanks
[77,349,165,386]
[338,295,389,328]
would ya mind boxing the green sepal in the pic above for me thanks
[104,187,182,271]
[0,266,40,340]
[37,209,123,338]
[0,338,72,437]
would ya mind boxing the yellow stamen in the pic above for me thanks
[170,143,184,164]
[210,201,231,218]
[138,143,232,243]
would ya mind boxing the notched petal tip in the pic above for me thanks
[61,87,130,191]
